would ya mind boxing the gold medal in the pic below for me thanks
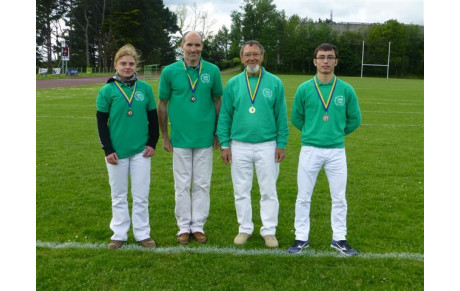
[127,109,133,117]
[322,113,329,122]
[190,96,196,102]
[245,69,262,116]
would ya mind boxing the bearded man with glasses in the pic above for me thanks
[217,40,289,248]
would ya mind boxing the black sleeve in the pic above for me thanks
[96,111,115,156]
[146,109,159,149]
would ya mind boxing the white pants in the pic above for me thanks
[231,140,279,237]
[106,151,151,242]
[294,146,348,241]
[173,147,213,235]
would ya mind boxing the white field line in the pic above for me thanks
[36,241,423,261]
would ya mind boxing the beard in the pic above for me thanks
[246,64,260,74]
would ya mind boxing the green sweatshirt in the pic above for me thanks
[159,59,223,148]
[291,75,361,148]
[217,67,289,149]
[96,80,156,159]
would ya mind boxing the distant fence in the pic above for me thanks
[36,66,162,75]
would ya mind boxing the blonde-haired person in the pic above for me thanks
[96,44,159,249]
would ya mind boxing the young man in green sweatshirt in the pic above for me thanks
[217,40,289,248]
[288,43,361,256]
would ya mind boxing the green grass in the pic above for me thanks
[36,75,424,289]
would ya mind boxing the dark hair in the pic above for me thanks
[240,40,265,56]
[314,43,338,59]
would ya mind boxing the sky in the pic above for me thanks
[163,0,424,34]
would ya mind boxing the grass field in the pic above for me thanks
[36,74,424,290]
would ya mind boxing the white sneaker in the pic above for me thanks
[263,235,279,248]
[234,233,251,245]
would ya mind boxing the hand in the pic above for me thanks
[275,148,286,163]
[221,148,232,165]
[143,146,155,157]
[106,152,119,165]
[163,136,173,152]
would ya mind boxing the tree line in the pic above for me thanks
[36,0,424,78]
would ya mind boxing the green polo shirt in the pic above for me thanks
[217,67,289,149]
[96,80,156,159]
[159,59,223,148]
[291,75,362,148]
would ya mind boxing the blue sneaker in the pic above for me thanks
[287,240,309,254]
[331,240,358,256]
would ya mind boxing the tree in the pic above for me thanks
[36,0,66,68]
[174,3,217,39]
[61,0,178,69]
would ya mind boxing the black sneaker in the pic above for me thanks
[331,240,358,256]
[287,240,309,254]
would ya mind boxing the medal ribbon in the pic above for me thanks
[313,75,337,113]
[245,69,263,106]
[182,58,202,96]
[114,80,137,107]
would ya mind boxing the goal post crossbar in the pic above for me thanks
[361,41,391,79]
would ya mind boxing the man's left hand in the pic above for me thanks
[275,148,286,163]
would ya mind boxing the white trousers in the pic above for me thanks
[231,140,279,237]
[295,146,348,241]
[173,147,213,235]
[106,151,151,242]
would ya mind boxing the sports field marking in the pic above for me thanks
[36,241,424,261]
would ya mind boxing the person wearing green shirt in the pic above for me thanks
[96,44,159,250]
[158,31,223,245]
[288,43,362,256]
[217,40,289,248]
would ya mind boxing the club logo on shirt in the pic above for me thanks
[334,95,345,106]
[201,73,211,84]
[134,91,145,102]
[263,88,273,99]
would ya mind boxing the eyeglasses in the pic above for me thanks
[315,55,336,61]
[243,52,262,58]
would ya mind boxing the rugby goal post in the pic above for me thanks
[361,41,391,79]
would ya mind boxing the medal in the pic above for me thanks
[183,59,202,103]
[313,75,337,121]
[114,80,137,118]
[245,69,263,114]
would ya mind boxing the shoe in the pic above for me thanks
[192,232,207,244]
[177,233,190,245]
[107,240,124,249]
[139,238,156,248]
[331,240,358,256]
[287,240,309,254]
[234,233,251,245]
[263,235,279,248]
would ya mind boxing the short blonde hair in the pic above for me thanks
[114,44,141,65]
